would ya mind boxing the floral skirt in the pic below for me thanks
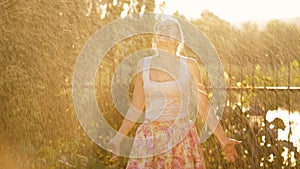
[126,119,206,169]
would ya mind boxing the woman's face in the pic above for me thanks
[154,20,181,50]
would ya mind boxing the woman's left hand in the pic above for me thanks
[221,139,242,163]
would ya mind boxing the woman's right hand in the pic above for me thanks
[107,139,121,162]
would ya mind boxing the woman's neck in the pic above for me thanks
[155,44,178,55]
[156,48,177,56]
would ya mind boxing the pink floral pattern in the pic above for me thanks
[126,119,205,169]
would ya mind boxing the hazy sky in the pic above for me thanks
[154,0,300,23]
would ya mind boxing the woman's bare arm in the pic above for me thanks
[109,61,145,144]
[187,58,241,162]
[187,58,230,145]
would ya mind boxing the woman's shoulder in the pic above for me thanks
[136,56,156,73]
[136,56,155,66]
[177,55,198,67]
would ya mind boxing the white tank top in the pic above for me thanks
[143,56,190,121]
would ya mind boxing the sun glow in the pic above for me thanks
[155,0,300,23]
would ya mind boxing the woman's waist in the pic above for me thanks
[144,108,189,121]
[142,117,195,136]
[144,114,191,124]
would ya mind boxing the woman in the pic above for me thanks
[108,17,241,169]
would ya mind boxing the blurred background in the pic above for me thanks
[1,0,300,168]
